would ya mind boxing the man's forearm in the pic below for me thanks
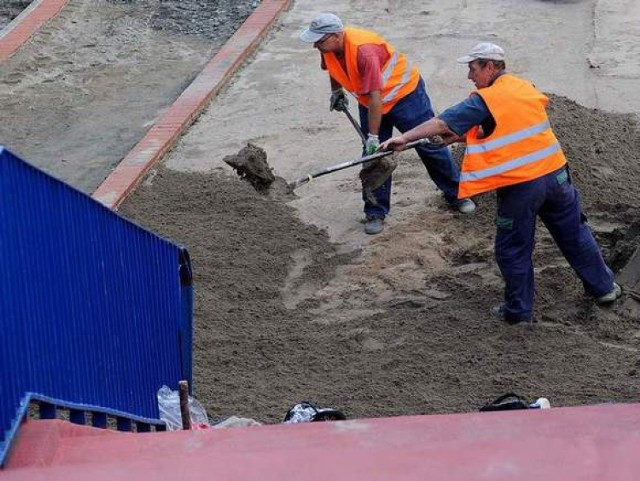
[367,91,383,135]
[401,118,450,143]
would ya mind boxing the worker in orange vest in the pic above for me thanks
[380,42,621,324]
[300,13,476,235]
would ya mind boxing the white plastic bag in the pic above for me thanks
[157,385,210,431]
[213,416,262,428]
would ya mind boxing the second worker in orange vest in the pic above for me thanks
[300,13,476,235]
[380,42,621,324]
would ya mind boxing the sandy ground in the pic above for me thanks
[122,95,640,422]
[3,0,640,423]
[0,0,257,192]
[123,1,640,423]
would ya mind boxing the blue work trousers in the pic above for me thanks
[495,167,615,322]
[358,78,461,219]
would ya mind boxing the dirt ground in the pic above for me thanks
[0,1,29,30]
[121,96,640,423]
[0,0,257,192]
[4,0,640,424]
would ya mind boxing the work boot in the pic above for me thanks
[595,282,622,305]
[491,304,533,325]
[455,198,476,214]
[364,216,384,235]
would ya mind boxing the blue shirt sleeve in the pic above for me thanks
[439,94,493,136]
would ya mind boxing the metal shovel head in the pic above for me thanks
[360,156,397,203]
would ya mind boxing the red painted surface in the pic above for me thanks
[0,0,68,62]
[92,0,293,209]
[4,404,640,480]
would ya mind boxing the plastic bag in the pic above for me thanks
[157,385,210,431]
[479,393,551,412]
[529,397,551,409]
[214,416,262,428]
[283,401,346,424]
[479,393,530,412]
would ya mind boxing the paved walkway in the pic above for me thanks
[0,0,67,62]
[92,0,292,207]
[7,404,640,480]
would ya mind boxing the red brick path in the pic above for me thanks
[92,0,292,209]
[0,0,68,62]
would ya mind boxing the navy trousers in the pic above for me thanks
[358,78,461,219]
[495,166,615,322]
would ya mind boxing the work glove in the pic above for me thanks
[329,88,349,112]
[365,133,380,155]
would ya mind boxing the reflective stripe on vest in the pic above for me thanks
[381,52,413,104]
[322,27,420,114]
[465,120,551,154]
[461,142,561,181]
[380,52,398,87]
[458,74,567,198]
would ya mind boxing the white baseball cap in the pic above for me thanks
[300,13,344,43]
[456,42,505,63]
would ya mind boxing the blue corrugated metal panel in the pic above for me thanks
[0,147,193,465]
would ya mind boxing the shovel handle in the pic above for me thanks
[342,109,367,147]
[289,138,440,190]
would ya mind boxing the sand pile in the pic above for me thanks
[121,96,640,423]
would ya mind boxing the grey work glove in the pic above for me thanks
[329,88,349,112]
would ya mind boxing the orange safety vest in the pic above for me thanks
[459,74,567,198]
[322,27,420,114]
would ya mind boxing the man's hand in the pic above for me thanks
[365,133,380,155]
[378,135,407,152]
[438,131,464,145]
[329,88,349,112]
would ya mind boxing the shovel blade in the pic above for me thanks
[360,156,397,191]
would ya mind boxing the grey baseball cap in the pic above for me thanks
[300,13,344,43]
[456,42,505,63]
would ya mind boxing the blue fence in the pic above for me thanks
[0,147,193,466]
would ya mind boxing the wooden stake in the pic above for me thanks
[179,380,191,430]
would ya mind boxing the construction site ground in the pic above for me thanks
[3,0,640,424]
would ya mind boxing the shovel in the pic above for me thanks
[342,108,368,147]
[288,138,440,191]
[337,109,396,200]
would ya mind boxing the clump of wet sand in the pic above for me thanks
[223,143,276,192]
[224,142,293,198]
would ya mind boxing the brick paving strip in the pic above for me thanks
[0,0,68,62]
[92,0,293,209]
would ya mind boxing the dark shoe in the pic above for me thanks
[364,216,384,235]
[452,198,476,214]
[492,304,533,325]
[595,282,622,305]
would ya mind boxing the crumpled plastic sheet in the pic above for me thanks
[157,385,210,431]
